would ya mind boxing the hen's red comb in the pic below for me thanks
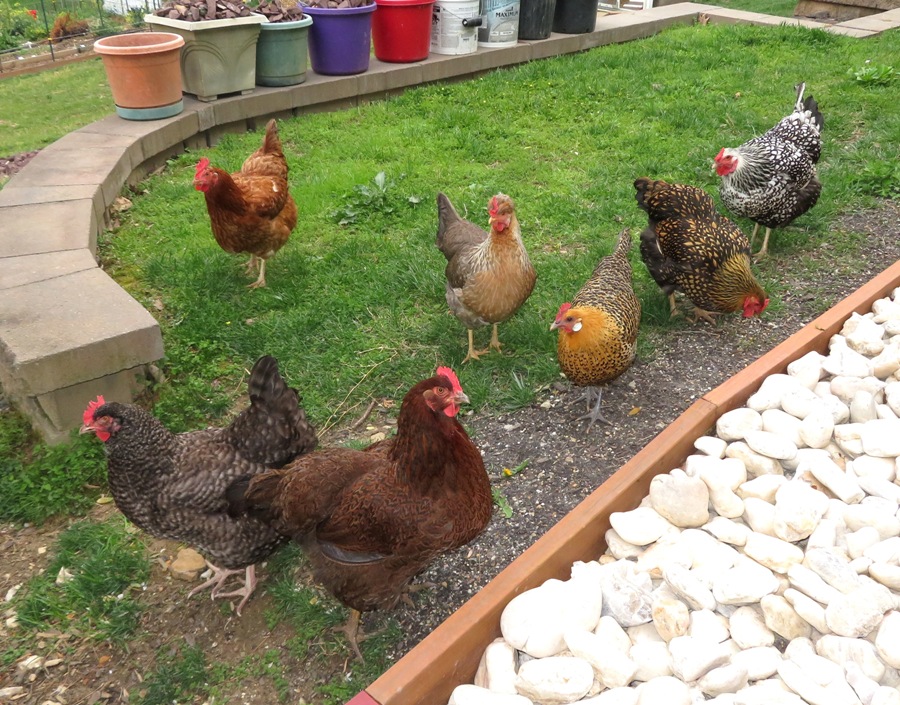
[488,196,499,217]
[436,366,462,393]
[83,395,105,425]
[195,157,211,176]
[556,302,573,319]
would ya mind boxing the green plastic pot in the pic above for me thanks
[255,14,313,86]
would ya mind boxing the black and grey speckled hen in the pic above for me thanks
[80,355,318,615]
[715,82,824,259]
[635,177,769,324]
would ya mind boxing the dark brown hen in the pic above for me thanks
[80,355,318,615]
[635,177,768,323]
[226,367,492,660]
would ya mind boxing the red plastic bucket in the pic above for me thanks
[372,0,435,63]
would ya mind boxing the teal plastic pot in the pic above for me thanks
[255,15,313,86]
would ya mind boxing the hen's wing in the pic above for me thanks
[435,192,488,286]
[224,356,318,468]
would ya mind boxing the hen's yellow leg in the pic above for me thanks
[248,259,267,289]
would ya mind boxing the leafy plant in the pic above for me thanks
[137,642,210,705]
[330,171,422,226]
[491,486,513,518]
[852,159,900,198]
[847,61,895,86]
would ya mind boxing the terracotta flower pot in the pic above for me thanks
[93,32,185,120]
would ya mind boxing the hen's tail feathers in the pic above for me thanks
[261,119,283,154]
[612,228,632,260]
[225,475,253,517]
[633,177,664,214]
[435,192,462,243]
[794,82,824,131]
[225,356,318,468]
[227,472,285,526]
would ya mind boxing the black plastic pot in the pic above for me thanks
[551,0,596,34]
[517,0,556,39]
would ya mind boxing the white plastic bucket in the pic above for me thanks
[431,0,481,55]
[478,0,519,47]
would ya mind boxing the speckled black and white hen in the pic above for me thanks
[80,355,318,615]
[715,82,824,259]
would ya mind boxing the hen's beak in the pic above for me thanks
[79,424,93,435]
[453,390,470,406]
[550,320,561,331]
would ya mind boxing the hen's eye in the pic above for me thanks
[436,387,447,395]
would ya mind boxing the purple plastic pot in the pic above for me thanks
[303,3,376,75]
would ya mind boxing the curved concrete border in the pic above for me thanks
[0,1,895,444]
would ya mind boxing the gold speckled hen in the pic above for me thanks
[634,177,769,324]
[551,229,641,429]
[436,192,537,363]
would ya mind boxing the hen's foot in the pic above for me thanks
[400,581,437,608]
[752,227,772,261]
[247,260,267,289]
[336,609,386,663]
[667,294,681,319]
[188,563,258,616]
[578,387,612,431]
[462,329,490,363]
[243,255,259,274]
[689,307,720,325]
[488,324,503,353]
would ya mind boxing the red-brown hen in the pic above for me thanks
[226,367,493,660]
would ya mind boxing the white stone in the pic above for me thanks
[872,343,900,379]
[627,623,665,645]
[845,526,881,560]
[729,606,775,649]
[629,641,673,682]
[876,402,897,419]
[678,529,741,572]
[872,296,900,323]
[729,645,783,681]
[778,655,861,705]
[831,376,885,406]
[564,629,636,689]
[703,516,751,547]
[697,664,749,698]
[861,419,900,457]
[635,676,691,705]
[834,423,866,457]
[816,634,886,683]
[500,576,603,657]
[477,638,519,695]
[635,535,692,579]
[717,408,763,442]
[804,548,863,594]
[651,594,690,642]
[742,497,777,536]
[649,470,709,528]
[662,564,717,612]
[609,507,675,546]
[668,635,732,682]
[787,563,843,605]
[773,479,829,542]
[796,407,835,450]
[874,610,900,668]
[844,502,900,539]
[862,536,900,563]
[689,609,730,644]
[869,562,900,589]
[806,519,840,552]
[783,588,829,634]
[596,559,654,627]
[818,393,852,425]
[850,390,880,424]
[713,558,780,606]
[854,473,900,503]
[759,594,813,641]
[744,531,805,574]
[844,313,886,357]
[823,338,873,378]
[782,384,827,420]
[738,474,787,502]
[802,450,866,504]
[514,656,594,705]
[844,661,881,704]
[886,381,900,417]
[745,431,798,461]
[732,683,806,705]
[580,688,639,705]
[851,455,897,481]
[725,442,784,477]
[787,351,826,388]
[747,386,784,413]
[825,581,895,637]
[762,408,805,447]
[605,528,645,560]
[871,688,900,705]
[695,436,728,459]
[449,684,533,705]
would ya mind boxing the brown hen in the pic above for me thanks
[436,192,537,363]
[634,177,769,324]
[226,367,492,660]
[193,119,297,288]
[551,229,641,429]
[80,356,318,615]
